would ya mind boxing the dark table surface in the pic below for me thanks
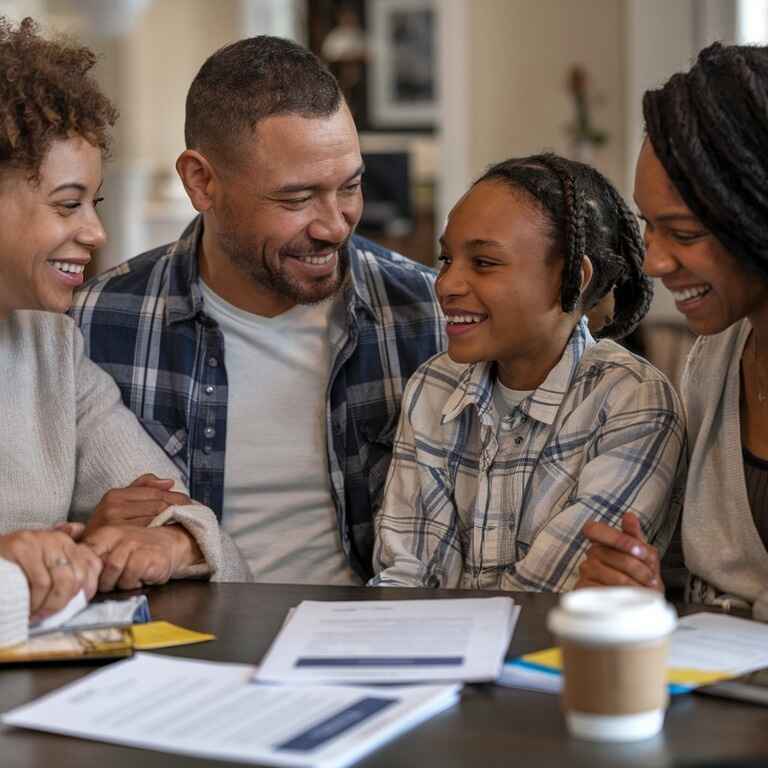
[2,582,768,768]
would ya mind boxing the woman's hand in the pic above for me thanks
[85,474,191,534]
[576,512,663,592]
[83,524,203,591]
[0,527,102,621]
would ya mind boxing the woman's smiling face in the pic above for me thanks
[634,138,768,335]
[436,179,583,389]
[0,135,106,317]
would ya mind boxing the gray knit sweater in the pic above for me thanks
[0,311,250,582]
[683,319,768,615]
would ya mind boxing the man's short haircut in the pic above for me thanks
[185,35,342,163]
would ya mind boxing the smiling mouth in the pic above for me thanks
[670,284,711,304]
[445,313,488,326]
[49,260,86,275]
[289,252,336,266]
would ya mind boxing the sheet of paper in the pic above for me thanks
[2,654,460,768]
[256,597,519,684]
[28,590,87,636]
[668,612,768,674]
[499,611,768,696]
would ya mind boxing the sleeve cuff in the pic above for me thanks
[149,504,218,580]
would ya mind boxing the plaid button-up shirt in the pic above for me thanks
[371,319,686,591]
[70,217,444,581]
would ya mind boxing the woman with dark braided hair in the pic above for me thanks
[371,153,685,591]
[0,17,249,623]
[578,43,768,617]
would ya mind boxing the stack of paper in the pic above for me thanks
[2,596,519,767]
[499,612,768,695]
[3,653,460,768]
[257,597,520,685]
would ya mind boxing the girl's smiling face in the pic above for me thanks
[0,135,106,318]
[634,138,768,335]
[436,179,587,390]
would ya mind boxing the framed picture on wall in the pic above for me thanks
[367,0,438,129]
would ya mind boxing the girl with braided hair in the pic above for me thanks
[578,43,768,617]
[371,153,685,592]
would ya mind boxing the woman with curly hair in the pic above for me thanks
[371,154,685,591]
[0,17,248,623]
[578,43,768,617]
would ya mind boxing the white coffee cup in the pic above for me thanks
[547,587,677,742]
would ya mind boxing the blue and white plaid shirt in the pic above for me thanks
[371,319,686,591]
[70,217,444,581]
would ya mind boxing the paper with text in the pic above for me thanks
[256,597,519,684]
[2,653,460,768]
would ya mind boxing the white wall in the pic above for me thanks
[438,0,627,247]
[468,0,627,187]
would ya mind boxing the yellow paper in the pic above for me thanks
[131,621,215,650]
[520,646,730,687]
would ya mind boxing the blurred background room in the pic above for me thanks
[2,0,767,387]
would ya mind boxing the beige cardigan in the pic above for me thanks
[682,319,768,616]
[0,310,250,582]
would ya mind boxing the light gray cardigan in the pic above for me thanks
[0,311,250,582]
[682,319,768,615]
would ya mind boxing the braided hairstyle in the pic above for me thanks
[476,153,652,340]
[643,42,768,281]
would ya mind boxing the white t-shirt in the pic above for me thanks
[199,280,360,585]
[493,378,534,419]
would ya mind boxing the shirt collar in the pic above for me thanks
[441,317,594,427]
[165,217,206,325]
[164,217,374,327]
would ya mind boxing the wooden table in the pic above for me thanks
[2,582,768,767]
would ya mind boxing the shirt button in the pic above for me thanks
[207,357,218,368]
[514,436,524,445]
[205,385,215,395]
[204,427,216,439]
[203,444,213,455]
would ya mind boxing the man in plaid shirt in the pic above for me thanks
[71,37,443,584]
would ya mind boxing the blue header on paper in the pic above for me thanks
[295,656,464,668]
[275,697,398,752]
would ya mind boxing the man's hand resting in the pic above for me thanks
[86,474,191,534]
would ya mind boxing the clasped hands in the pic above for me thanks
[0,475,202,622]
[576,511,663,592]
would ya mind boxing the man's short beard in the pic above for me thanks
[220,231,350,306]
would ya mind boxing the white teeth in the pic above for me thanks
[671,285,710,302]
[297,253,334,266]
[49,260,85,274]
[446,314,485,324]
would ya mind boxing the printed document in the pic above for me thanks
[256,597,519,684]
[2,653,460,768]
[499,611,768,694]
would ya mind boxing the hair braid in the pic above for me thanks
[643,42,768,280]
[475,152,652,340]
[599,185,653,339]
[536,155,585,311]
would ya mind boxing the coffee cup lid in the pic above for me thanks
[547,587,677,644]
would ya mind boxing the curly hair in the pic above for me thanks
[0,16,117,178]
[476,153,652,340]
[643,42,768,281]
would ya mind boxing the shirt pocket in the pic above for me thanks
[138,418,188,474]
